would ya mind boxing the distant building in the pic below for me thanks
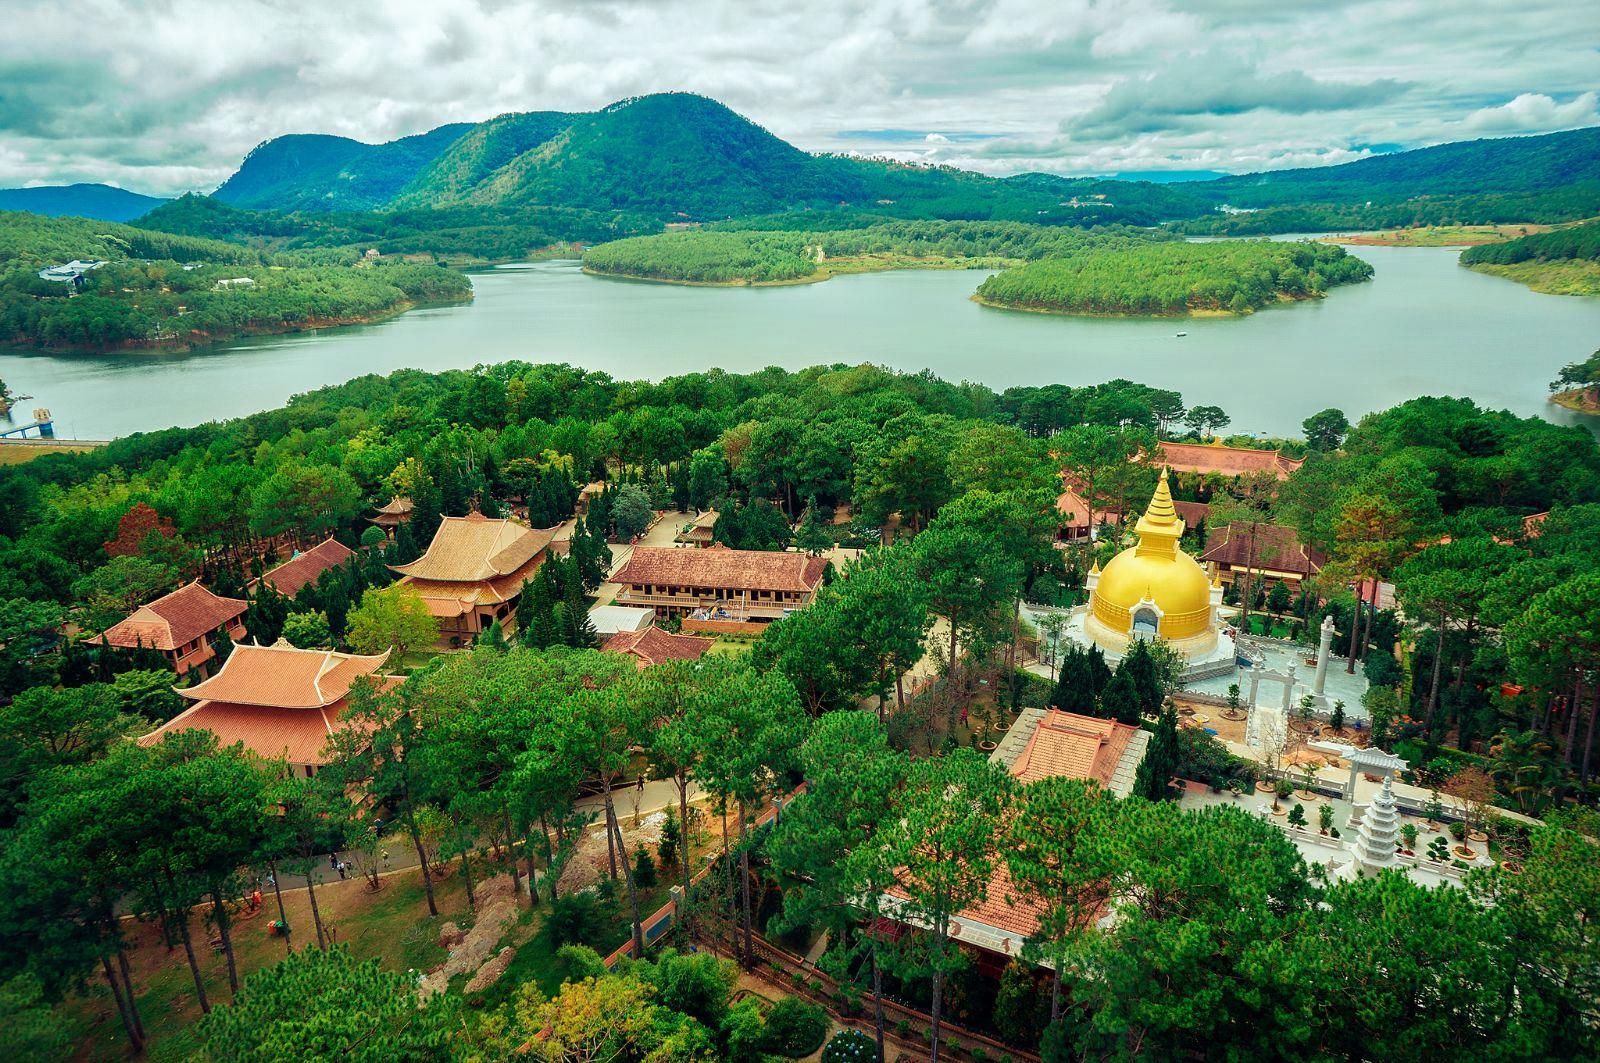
[676,509,718,547]
[1055,477,1120,542]
[87,581,248,676]
[1156,441,1304,481]
[1201,521,1326,590]
[390,512,552,645]
[214,277,256,289]
[601,624,714,669]
[253,537,355,599]
[37,259,106,289]
[367,496,414,538]
[138,641,398,777]
[610,543,827,622]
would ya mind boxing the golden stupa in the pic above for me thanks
[1083,468,1222,659]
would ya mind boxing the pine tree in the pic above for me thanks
[1098,668,1142,725]
[1120,640,1164,718]
[1133,702,1180,800]
[795,497,833,556]
[1085,644,1112,696]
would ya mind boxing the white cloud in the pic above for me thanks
[1465,92,1600,133]
[0,0,1596,191]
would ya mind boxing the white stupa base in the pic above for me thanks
[1060,605,1239,685]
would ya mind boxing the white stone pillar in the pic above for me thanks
[1313,614,1335,697]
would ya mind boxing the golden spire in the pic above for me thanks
[1142,468,1178,527]
[1133,468,1185,556]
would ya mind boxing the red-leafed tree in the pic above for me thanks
[103,503,175,559]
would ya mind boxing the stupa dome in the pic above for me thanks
[1088,470,1215,647]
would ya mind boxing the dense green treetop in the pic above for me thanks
[976,238,1372,315]
[1462,218,1600,266]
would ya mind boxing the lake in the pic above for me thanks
[2,245,1598,440]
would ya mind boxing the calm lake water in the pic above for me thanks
[2,245,1598,440]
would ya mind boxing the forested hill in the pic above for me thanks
[213,123,475,212]
[211,92,1210,225]
[0,183,169,223]
[1193,126,1600,208]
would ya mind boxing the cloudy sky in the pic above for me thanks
[3,0,1597,195]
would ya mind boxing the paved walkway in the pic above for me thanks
[263,782,705,895]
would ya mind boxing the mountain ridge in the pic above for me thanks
[207,93,1600,223]
[0,183,170,222]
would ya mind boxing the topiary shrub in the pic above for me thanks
[762,997,830,1058]
[821,1029,876,1063]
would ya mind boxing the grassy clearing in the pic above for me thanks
[0,441,104,465]
[1467,259,1600,296]
[1321,224,1553,247]
[60,871,470,1061]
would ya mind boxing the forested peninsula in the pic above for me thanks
[974,240,1373,317]
[580,219,1161,285]
[0,212,472,352]
[1460,219,1600,297]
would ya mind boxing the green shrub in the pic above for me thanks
[762,997,830,1058]
[821,1029,876,1063]
[633,847,658,888]
[546,892,606,947]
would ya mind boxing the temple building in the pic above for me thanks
[880,709,1148,967]
[253,537,355,598]
[88,581,248,677]
[602,624,715,668]
[1201,521,1326,591]
[610,543,827,622]
[391,512,552,645]
[138,641,397,776]
[1156,441,1303,481]
[367,496,413,538]
[1063,471,1236,681]
[676,509,719,547]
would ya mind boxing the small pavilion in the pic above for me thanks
[367,497,414,538]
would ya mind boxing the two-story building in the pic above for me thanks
[391,512,552,645]
[610,543,827,622]
[88,581,248,677]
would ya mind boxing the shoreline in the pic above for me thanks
[969,292,1326,319]
[1551,388,1600,414]
[1465,260,1600,298]
[581,254,1012,289]
[0,293,474,356]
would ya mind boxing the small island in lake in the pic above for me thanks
[974,239,1373,317]
[579,219,1158,286]
[1550,350,1600,413]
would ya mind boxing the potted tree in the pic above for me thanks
[1223,683,1246,722]
[1287,803,1308,830]
[1400,823,1419,855]
[1318,803,1334,835]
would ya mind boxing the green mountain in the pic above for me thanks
[213,93,1205,224]
[214,123,474,212]
[0,183,169,222]
[208,93,1600,226]
[1196,126,1600,207]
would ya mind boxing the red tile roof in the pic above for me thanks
[1201,522,1325,579]
[613,544,827,594]
[1010,711,1137,788]
[258,537,355,598]
[142,644,399,765]
[177,642,391,708]
[602,625,714,668]
[1055,477,1122,532]
[934,712,1138,941]
[1157,441,1304,480]
[1172,499,1210,525]
[91,581,246,652]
